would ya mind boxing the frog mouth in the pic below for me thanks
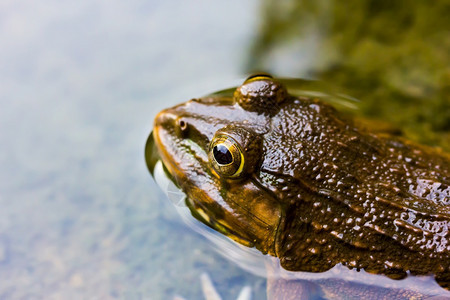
[145,132,255,246]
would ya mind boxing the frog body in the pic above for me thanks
[147,74,450,296]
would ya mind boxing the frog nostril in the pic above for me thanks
[179,119,187,130]
[177,118,189,135]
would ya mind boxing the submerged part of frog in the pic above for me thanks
[147,74,450,295]
[149,156,448,299]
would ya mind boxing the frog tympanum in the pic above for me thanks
[146,74,450,297]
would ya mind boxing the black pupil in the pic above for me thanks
[213,144,233,165]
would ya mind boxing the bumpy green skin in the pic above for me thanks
[260,94,450,286]
[152,76,450,293]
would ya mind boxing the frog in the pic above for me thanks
[146,74,450,299]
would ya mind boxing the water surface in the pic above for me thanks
[0,1,266,299]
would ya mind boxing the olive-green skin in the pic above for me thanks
[150,75,450,294]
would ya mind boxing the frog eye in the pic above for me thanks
[209,135,245,178]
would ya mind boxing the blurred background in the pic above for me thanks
[0,0,448,299]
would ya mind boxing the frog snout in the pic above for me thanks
[154,109,188,138]
[154,109,174,128]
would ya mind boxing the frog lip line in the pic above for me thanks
[153,126,261,243]
[152,122,288,255]
[155,158,256,245]
[153,157,248,240]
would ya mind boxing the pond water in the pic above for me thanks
[0,0,269,299]
[1,0,448,299]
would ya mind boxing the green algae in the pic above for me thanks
[247,0,450,150]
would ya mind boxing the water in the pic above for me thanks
[0,0,266,299]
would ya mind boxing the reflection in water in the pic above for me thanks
[247,0,450,150]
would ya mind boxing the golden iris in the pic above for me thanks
[209,135,245,178]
